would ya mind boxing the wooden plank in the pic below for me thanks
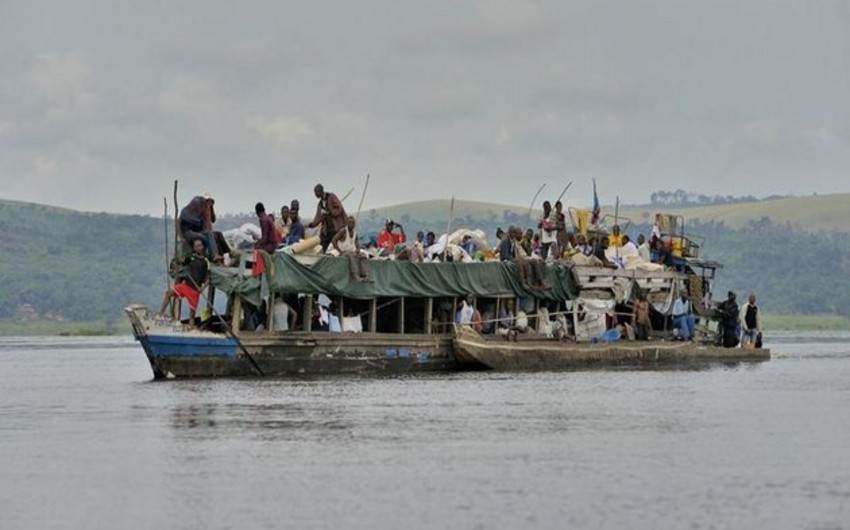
[303,295,313,332]
[369,299,377,333]
[425,298,433,334]
[231,296,242,336]
[398,298,405,334]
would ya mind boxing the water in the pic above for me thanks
[1,334,849,530]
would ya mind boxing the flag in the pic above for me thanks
[590,179,601,225]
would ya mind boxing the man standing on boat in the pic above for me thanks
[739,292,761,347]
[159,238,209,328]
[719,291,740,348]
[309,184,347,253]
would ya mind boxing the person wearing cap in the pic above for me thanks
[308,184,347,253]
[179,193,219,260]
[377,219,406,252]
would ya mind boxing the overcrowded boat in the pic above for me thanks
[126,189,769,379]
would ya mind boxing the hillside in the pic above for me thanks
[2,193,850,333]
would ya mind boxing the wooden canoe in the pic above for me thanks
[453,325,771,371]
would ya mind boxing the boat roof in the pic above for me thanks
[212,253,579,307]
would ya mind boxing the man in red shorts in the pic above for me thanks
[160,238,210,327]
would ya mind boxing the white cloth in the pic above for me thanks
[337,228,357,253]
[342,315,363,333]
[638,242,651,262]
[272,302,291,331]
[456,302,474,325]
[540,214,557,244]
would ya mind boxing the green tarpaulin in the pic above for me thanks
[212,253,579,307]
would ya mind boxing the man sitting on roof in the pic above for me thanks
[253,202,279,253]
[160,238,209,328]
[275,205,292,242]
[284,208,305,246]
[608,224,623,247]
[332,215,370,282]
[377,219,406,253]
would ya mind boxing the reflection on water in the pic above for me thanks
[1,335,849,530]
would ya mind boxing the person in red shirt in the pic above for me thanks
[377,219,406,252]
[253,202,279,253]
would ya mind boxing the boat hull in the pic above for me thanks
[453,326,771,371]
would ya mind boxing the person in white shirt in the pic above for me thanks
[672,292,696,340]
[455,296,475,326]
[637,234,651,262]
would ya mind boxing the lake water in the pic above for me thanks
[1,334,849,530]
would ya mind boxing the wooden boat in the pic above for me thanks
[127,210,764,378]
[453,325,771,371]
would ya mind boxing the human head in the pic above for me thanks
[638,234,645,245]
[612,224,621,235]
[346,215,356,229]
[290,199,300,213]
[466,294,475,305]
[749,292,756,304]
[313,184,324,198]
[255,202,265,216]
[496,227,505,240]
[555,200,563,212]
[622,235,630,245]
[385,219,394,231]
[426,231,435,245]
[728,291,736,302]
[416,230,424,242]
[191,238,205,254]
[524,228,533,240]
[577,234,586,245]
[542,201,551,213]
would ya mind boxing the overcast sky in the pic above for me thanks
[1,0,848,215]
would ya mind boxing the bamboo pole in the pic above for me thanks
[355,173,370,224]
[555,181,573,203]
[526,183,547,225]
[163,197,170,285]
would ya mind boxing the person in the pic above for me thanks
[554,201,568,258]
[618,235,639,261]
[739,292,761,347]
[377,219,406,252]
[497,299,515,337]
[520,229,534,257]
[637,234,651,262]
[275,205,292,242]
[455,296,475,326]
[272,296,298,332]
[608,225,623,248]
[285,208,305,246]
[160,238,209,328]
[719,291,739,348]
[331,215,369,282]
[308,184,347,252]
[538,201,557,260]
[632,293,651,340]
[470,301,483,333]
[179,193,220,260]
[253,202,278,253]
[672,291,696,341]
[576,234,593,256]
[460,234,476,257]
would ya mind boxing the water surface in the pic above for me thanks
[1,334,848,529]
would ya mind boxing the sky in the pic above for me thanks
[0,0,848,216]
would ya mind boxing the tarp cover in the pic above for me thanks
[211,253,578,307]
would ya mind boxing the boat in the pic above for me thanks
[453,325,770,371]
[126,210,769,379]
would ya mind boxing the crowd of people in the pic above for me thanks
[163,185,760,346]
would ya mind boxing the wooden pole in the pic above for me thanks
[425,298,433,334]
[526,183,547,225]
[163,197,170,286]
[555,181,573,204]
[614,195,620,260]
[355,173,370,224]
[173,180,179,258]
[397,297,405,334]
[303,295,314,331]
[369,298,377,332]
